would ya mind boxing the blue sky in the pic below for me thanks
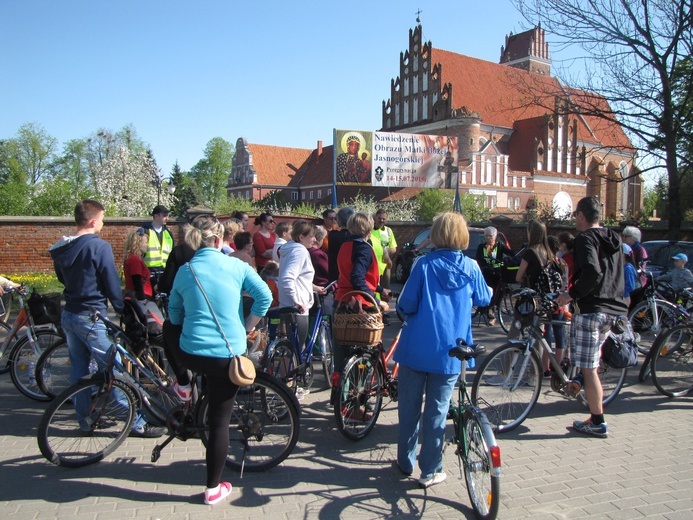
[2,1,535,176]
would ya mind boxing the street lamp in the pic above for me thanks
[155,175,176,205]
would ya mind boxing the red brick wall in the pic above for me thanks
[0,216,687,275]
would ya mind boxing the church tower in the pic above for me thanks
[500,23,551,75]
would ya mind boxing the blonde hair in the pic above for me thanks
[223,219,241,242]
[430,212,470,250]
[184,215,224,251]
[291,219,315,242]
[123,230,146,262]
[347,212,374,238]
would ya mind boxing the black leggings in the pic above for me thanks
[163,321,238,488]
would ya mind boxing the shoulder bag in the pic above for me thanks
[188,263,256,386]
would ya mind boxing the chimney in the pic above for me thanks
[317,140,323,156]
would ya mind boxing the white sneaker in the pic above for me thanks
[418,472,447,489]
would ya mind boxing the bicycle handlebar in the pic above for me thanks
[91,309,132,345]
[2,284,29,297]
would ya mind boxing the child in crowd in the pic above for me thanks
[272,222,291,262]
[622,243,637,307]
[657,253,693,293]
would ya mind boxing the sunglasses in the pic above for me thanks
[266,219,275,224]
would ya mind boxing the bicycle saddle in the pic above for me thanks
[448,341,486,361]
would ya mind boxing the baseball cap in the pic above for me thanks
[152,205,170,216]
[672,253,688,262]
[622,243,632,255]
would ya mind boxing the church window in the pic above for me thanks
[404,100,409,124]
[413,75,418,94]
[413,98,418,122]
[404,78,409,96]
[423,72,428,90]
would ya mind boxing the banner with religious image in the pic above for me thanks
[333,129,458,188]
[371,132,458,188]
[334,130,374,185]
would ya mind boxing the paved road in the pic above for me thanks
[1,314,692,519]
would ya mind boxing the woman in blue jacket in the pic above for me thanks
[166,215,271,505]
[395,212,491,489]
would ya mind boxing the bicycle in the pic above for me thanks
[447,340,501,520]
[471,289,628,433]
[0,284,65,400]
[38,310,301,472]
[332,327,401,441]
[262,280,337,393]
[35,292,172,399]
[648,321,693,398]
[630,274,690,382]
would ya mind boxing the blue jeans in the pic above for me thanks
[397,365,458,479]
[62,310,145,431]
[544,310,566,351]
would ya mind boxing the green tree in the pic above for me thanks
[168,161,197,217]
[415,189,454,221]
[459,193,491,224]
[190,137,234,207]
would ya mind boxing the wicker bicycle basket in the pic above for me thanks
[333,291,384,347]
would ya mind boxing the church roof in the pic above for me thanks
[246,143,313,186]
[431,47,632,150]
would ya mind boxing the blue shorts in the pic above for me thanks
[569,313,613,369]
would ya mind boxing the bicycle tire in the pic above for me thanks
[35,338,71,398]
[333,350,384,441]
[0,321,14,374]
[651,323,693,398]
[265,339,299,390]
[638,346,655,382]
[628,299,679,356]
[197,372,300,472]
[1,292,12,324]
[471,342,541,433]
[319,321,335,389]
[9,330,64,401]
[496,288,515,334]
[462,408,501,520]
[598,357,628,407]
[38,377,137,467]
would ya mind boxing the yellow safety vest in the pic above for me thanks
[144,228,174,268]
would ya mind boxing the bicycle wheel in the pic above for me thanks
[598,358,628,406]
[471,342,541,433]
[462,409,501,520]
[9,330,64,401]
[131,345,180,426]
[38,377,137,467]
[197,372,300,472]
[36,338,71,398]
[651,324,693,398]
[496,288,515,334]
[628,299,679,355]
[1,292,12,323]
[333,351,384,441]
[0,321,14,374]
[265,339,299,390]
[319,321,335,389]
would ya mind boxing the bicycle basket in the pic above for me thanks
[27,291,62,325]
[333,290,384,347]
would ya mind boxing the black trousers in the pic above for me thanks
[163,321,239,488]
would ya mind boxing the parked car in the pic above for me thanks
[641,240,693,278]
[394,227,511,284]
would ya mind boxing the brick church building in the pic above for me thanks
[227,24,643,219]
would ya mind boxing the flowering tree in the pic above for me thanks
[93,145,173,216]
